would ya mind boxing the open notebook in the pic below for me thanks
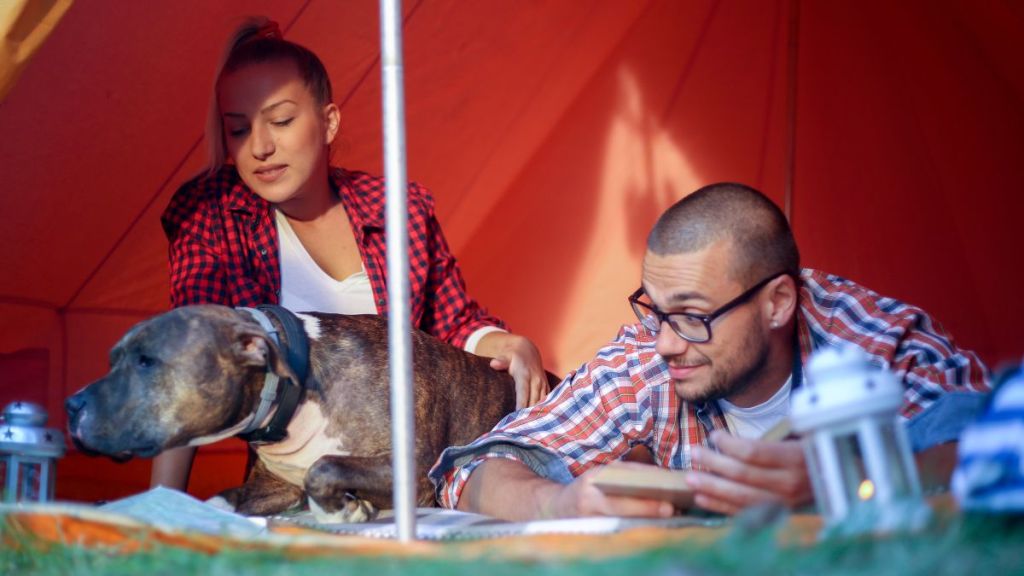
[269,507,724,541]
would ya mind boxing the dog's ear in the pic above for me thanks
[231,325,300,382]
[233,328,272,368]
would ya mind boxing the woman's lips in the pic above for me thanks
[254,165,287,183]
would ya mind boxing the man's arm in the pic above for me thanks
[432,325,655,503]
[802,270,990,448]
[457,458,674,521]
[915,440,959,493]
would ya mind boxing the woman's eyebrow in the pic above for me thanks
[222,99,298,118]
[259,99,297,114]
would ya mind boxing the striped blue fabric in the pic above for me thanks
[953,367,1024,511]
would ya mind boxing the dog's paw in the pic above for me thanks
[204,495,237,512]
[308,492,379,524]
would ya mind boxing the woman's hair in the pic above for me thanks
[204,17,334,175]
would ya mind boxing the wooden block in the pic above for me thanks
[591,466,695,509]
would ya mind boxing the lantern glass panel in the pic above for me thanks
[869,418,915,500]
[2,455,53,503]
[803,440,835,517]
[834,432,870,506]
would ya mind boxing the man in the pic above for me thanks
[429,182,990,521]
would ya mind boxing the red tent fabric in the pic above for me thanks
[1,0,1021,503]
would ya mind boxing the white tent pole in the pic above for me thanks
[380,0,416,542]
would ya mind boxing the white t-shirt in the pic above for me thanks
[276,210,377,315]
[275,210,502,353]
[717,376,792,439]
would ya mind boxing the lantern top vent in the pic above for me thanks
[791,346,903,433]
[0,401,65,458]
[3,401,48,426]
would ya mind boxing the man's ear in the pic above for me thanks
[232,326,300,382]
[766,274,799,328]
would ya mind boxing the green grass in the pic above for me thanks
[2,512,1023,576]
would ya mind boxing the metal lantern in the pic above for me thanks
[0,401,65,503]
[791,346,929,536]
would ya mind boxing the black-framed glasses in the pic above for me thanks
[628,272,788,343]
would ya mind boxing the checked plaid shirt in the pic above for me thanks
[162,165,505,348]
[430,269,991,508]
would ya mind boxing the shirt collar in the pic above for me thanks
[223,166,264,214]
[330,167,384,230]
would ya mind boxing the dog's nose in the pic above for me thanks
[65,393,85,420]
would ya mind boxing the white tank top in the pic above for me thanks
[275,210,378,315]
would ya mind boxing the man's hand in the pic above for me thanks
[544,463,676,519]
[685,431,813,515]
[478,332,550,409]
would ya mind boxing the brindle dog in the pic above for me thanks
[65,305,534,522]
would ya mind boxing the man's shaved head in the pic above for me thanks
[647,182,799,285]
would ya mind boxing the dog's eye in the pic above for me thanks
[136,354,156,369]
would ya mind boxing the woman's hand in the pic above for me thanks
[477,332,550,409]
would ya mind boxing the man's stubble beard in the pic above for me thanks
[671,324,771,404]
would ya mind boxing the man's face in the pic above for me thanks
[640,242,772,406]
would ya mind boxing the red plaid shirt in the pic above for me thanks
[161,166,505,348]
[430,269,991,508]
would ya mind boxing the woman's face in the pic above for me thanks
[217,59,338,205]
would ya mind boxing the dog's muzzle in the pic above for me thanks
[64,390,156,461]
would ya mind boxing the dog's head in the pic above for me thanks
[65,305,294,460]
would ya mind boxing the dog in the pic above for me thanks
[65,305,540,522]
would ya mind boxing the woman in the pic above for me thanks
[153,18,548,490]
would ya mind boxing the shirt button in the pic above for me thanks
[260,248,268,255]
[378,298,386,306]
